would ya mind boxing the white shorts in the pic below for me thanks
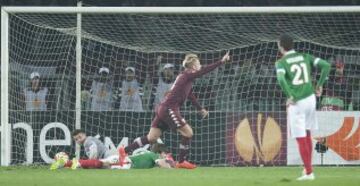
[287,94,318,138]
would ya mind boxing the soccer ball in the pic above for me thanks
[54,152,69,162]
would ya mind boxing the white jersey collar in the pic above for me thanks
[284,50,296,56]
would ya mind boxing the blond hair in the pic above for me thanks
[182,53,199,68]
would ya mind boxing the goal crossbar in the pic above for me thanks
[2,6,360,14]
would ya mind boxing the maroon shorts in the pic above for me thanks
[151,105,187,131]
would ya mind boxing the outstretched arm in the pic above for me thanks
[188,51,230,79]
[189,61,224,79]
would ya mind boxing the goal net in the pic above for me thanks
[1,7,360,166]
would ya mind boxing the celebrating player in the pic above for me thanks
[120,51,231,169]
[275,35,330,181]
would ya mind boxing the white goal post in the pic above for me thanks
[2,6,360,166]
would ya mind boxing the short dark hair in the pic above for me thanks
[279,34,294,51]
[72,129,86,137]
[151,143,168,153]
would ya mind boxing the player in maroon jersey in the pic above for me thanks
[120,51,230,169]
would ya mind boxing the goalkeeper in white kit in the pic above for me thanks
[275,34,330,181]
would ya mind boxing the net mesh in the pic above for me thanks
[4,11,360,166]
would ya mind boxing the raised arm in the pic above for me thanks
[188,60,224,79]
[188,51,230,79]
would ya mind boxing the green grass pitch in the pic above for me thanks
[0,166,359,186]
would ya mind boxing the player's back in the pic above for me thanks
[276,50,315,101]
[129,151,159,169]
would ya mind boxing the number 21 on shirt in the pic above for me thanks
[290,63,309,85]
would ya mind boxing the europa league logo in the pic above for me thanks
[234,113,282,164]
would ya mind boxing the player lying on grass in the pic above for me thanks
[119,51,231,169]
[50,143,175,170]
[50,129,116,170]
[275,34,330,181]
[111,143,175,169]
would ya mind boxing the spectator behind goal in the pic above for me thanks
[119,66,144,111]
[22,72,48,111]
[152,63,176,109]
[89,67,113,111]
